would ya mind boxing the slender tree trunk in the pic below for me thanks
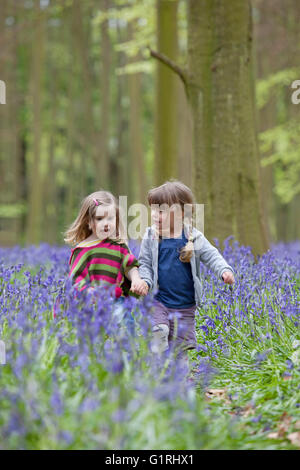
[26,0,45,244]
[186,0,269,257]
[10,0,23,243]
[65,97,76,228]
[72,0,95,188]
[177,79,193,188]
[0,0,10,244]
[112,19,130,202]
[43,65,58,245]
[255,0,300,243]
[129,69,146,203]
[128,21,147,204]
[0,0,22,245]
[98,0,111,189]
[155,0,179,184]
[255,49,276,243]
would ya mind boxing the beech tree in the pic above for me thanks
[150,0,269,256]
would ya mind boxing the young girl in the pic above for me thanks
[138,180,235,360]
[62,190,147,330]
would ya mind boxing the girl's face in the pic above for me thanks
[151,204,183,236]
[90,204,117,240]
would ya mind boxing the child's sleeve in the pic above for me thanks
[121,244,139,277]
[138,229,154,290]
[198,236,235,280]
[69,248,90,289]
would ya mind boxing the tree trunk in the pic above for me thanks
[11,0,24,244]
[43,65,58,245]
[26,0,45,244]
[65,97,76,229]
[155,0,179,184]
[72,0,95,189]
[98,0,111,189]
[255,48,276,243]
[0,0,22,245]
[111,19,129,199]
[255,0,300,243]
[177,78,193,188]
[186,0,269,257]
[128,21,147,204]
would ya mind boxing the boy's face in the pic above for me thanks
[90,205,117,240]
[151,204,183,236]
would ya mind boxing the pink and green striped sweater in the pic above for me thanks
[69,238,139,296]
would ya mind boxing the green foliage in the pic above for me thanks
[256,67,300,110]
[94,0,157,76]
[0,204,27,218]
[259,119,300,204]
[116,60,154,76]
[257,68,300,204]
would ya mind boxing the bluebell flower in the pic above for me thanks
[57,430,73,445]
[50,388,64,416]
[79,397,100,413]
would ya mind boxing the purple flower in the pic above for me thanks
[112,409,127,422]
[252,414,262,423]
[57,430,73,445]
[3,411,26,437]
[50,388,64,416]
[79,397,100,413]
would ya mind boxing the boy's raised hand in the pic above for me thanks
[222,271,235,285]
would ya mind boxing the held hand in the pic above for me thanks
[130,279,149,296]
[221,271,235,285]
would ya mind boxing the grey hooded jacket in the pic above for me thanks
[138,225,235,307]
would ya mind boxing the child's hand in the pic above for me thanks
[130,279,149,296]
[222,271,235,285]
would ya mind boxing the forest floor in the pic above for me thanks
[0,242,299,449]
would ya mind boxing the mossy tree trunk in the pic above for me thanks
[186,0,269,256]
[151,0,269,256]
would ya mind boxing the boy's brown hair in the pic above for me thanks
[147,180,195,262]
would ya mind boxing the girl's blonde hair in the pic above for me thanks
[64,190,127,246]
[147,180,195,263]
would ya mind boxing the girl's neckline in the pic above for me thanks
[76,238,107,248]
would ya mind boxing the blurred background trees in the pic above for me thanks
[0,0,299,253]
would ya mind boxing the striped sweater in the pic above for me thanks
[68,238,139,296]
